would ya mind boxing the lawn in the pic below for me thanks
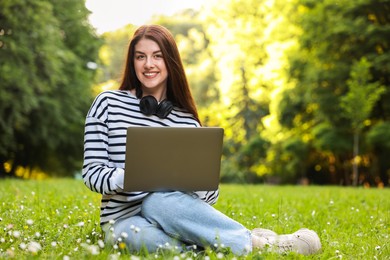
[0,179,388,259]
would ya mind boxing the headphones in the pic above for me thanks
[139,95,173,119]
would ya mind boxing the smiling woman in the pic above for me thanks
[81,24,322,256]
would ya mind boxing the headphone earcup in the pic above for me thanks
[139,95,173,118]
[139,96,158,116]
[156,100,173,119]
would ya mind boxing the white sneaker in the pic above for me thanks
[264,228,322,255]
[252,228,277,238]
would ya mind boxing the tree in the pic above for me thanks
[0,0,101,177]
[280,0,390,185]
[340,57,385,186]
[204,0,301,182]
[97,24,137,83]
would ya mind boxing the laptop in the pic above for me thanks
[124,126,224,192]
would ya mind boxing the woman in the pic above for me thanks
[82,25,321,255]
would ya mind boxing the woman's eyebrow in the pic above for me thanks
[135,50,162,54]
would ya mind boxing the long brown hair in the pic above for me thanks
[119,25,201,124]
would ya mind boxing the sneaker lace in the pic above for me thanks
[265,237,294,253]
[276,240,294,252]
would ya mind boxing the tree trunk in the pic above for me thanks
[352,131,359,186]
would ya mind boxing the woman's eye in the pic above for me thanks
[135,55,145,60]
[154,54,163,59]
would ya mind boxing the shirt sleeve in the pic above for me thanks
[194,190,219,205]
[82,94,123,195]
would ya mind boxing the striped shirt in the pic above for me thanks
[82,90,219,225]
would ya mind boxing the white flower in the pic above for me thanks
[110,254,120,260]
[76,222,84,227]
[375,246,381,250]
[51,241,57,247]
[120,232,128,238]
[26,219,34,225]
[27,241,41,254]
[19,243,27,250]
[63,256,70,260]
[98,240,105,248]
[86,245,100,255]
[217,252,224,259]
[12,231,21,238]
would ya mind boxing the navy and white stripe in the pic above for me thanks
[82,90,219,225]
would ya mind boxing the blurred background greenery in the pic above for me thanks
[0,0,389,187]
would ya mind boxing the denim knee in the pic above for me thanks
[143,191,183,212]
[142,191,198,220]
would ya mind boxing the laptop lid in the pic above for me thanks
[124,127,224,192]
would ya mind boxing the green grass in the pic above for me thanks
[0,179,388,259]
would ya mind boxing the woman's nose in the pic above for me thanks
[144,57,155,68]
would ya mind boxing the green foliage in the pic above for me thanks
[340,57,385,185]
[0,0,101,177]
[340,57,386,131]
[153,10,220,108]
[97,24,137,83]
[2,0,390,184]
[367,122,390,150]
[149,0,390,185]
[0,179,389,259]
[279,0,390,184]
[203,0,283,181]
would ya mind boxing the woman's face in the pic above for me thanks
[134,38,168,98]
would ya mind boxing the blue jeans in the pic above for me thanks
[104,191,252,255]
